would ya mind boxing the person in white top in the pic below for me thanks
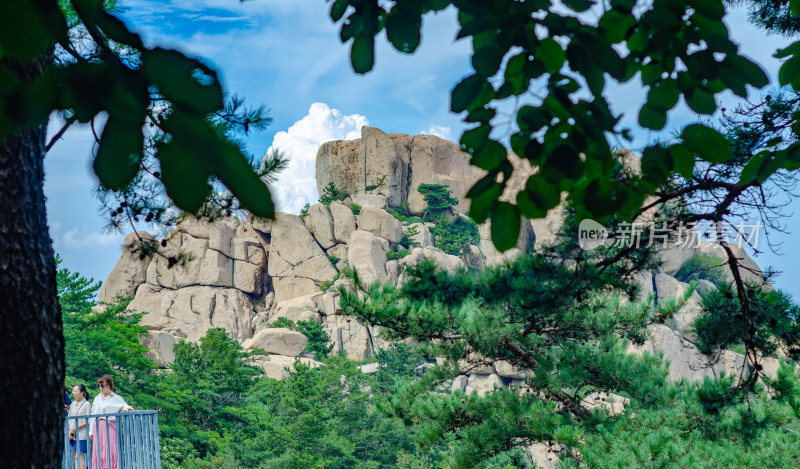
[90,375,133,469]
[67,384,91,469]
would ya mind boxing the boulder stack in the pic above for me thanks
[100,127,770,387]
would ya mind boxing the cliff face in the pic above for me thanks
[102,126,773,386]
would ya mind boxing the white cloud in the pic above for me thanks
[53,225,125,250]
[420,125,452,140]
[267,103,368,213]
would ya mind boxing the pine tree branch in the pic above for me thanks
[503,341,592,420]
[45,115,77,153]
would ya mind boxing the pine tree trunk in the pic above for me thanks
[0,58,64,467]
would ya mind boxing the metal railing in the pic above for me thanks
[62,410,161,469]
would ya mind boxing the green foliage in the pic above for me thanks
[337,221,670,465]
[299,202,311,221]
[56,254,100,313]
[366,174,387,192]
[387,206,422,225]
[418,183,459,224]
[269,317,296,329]
[320,271,342,292]
[430,216,479,256]
[229,356,418,468]
[136,329,259,465]
[296,319,334,359]
[326,0,788,250]
[333,196,800,466]
[415,182,481,255]
[349,203,361,215]
[653,282,695,324]
[695,282,800,361]
[564,376,800,467]
[387,245,412,261]
[675,254,728,285]
[319,181,348,206]
[327,254,340,266]
[339,244,800,466]
[373,343,431,393]
[58,256,155,390]
[1,1,276,219]
[744,0,800,36]
[403,223,420,243]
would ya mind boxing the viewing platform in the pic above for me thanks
[62,410,161,469]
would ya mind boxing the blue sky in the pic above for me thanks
[45,1,800,298]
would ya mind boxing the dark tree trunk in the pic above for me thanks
[0,58,64,467]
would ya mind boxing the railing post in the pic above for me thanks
[64,411,160,469]
[123,413,132,469]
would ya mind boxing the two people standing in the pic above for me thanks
[67,375,133,469]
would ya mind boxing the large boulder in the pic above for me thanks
[494,360,527,380]
[398,247,464,285]
[145,233,235,290]
[207,218,239,258]
[664,291,704,343]
[325,315,375,360]
[305,204,336,249]
[406,222,432,247]
[268,213,335,302]
[232,260,263,295]
[141,331,178,367]
[242,328,308,356]
[581,392,629,416]
[175,217,211,239]
[654,273,689,302]
[177,247,233,288]
[128,283,166,324]
[465,373,504,397]
[270,213,324,265]
[529,207,566,251]
[271,277,320,304]
[315,134,376,202]
[400,133,484,216]
[658,240,768,288]
[696,279,717,297]
[326,244,348,268]
[330,202,357,243]
[249,354,322,380]
[272,293,323,324]
[316,127,483,215]
[231,237,266,266]
[627,324,746,382]
[139,286,255,342]
[478,219,535,267]
[98,232,155,304]
[293,255,337,283]
[634,270,655,303]
[351,193,388,209]
[357,206,403,243]
[347,230,388,286]
[460,244,484,270]
[267,248,293,277]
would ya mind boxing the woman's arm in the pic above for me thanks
[114,393,134,412]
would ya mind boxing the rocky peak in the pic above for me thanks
[101,128,773,388]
